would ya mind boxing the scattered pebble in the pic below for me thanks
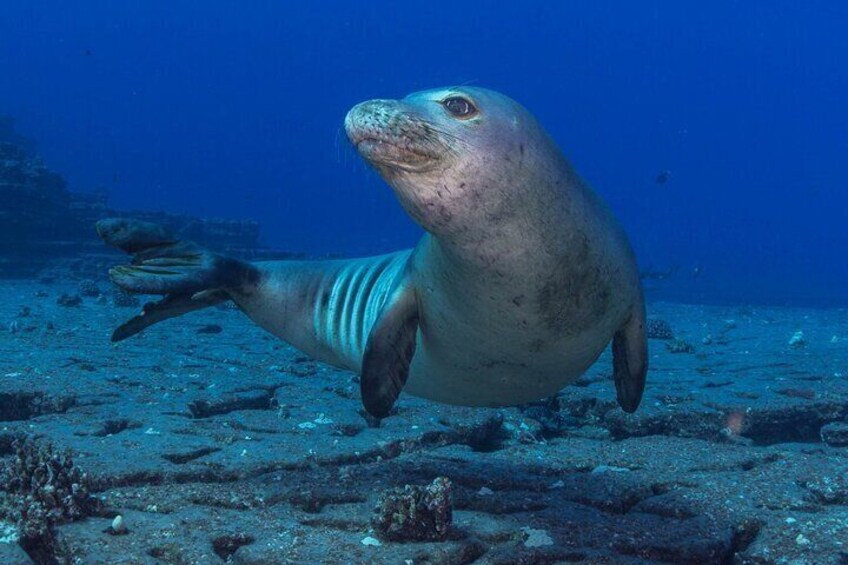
[108,514,128,535]
[56,293,82,307]
[788,330,806,349]
[591,465,630,474]
[313,414,333,425]
[522,527,554,547]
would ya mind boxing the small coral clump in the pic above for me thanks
[0,437,97,551]
[111,288,140,308]
[371,477,453,542]
[56,293,82,307]
[77,279,101,298]
[646,319,674,340]
[666,338,695,354]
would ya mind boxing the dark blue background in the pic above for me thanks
[1,1,845,305]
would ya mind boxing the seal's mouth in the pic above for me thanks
[345,101,444,173]
[353,135,441,172]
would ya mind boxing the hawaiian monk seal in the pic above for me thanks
[97,86,648,418]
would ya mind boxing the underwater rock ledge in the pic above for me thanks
[0,132,298,279]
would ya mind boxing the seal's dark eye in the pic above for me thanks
[442,97,477,119]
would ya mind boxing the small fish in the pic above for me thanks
[655,170,671,184]
[640,265,679,281]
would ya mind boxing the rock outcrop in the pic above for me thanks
[0,121,295,278]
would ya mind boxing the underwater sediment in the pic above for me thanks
[0,283,846,563]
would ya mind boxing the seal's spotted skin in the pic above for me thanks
[100,86,647,418]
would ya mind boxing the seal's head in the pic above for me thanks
[345,87,564,238]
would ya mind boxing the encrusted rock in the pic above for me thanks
[820,422,848,447]
[371,477,453,542]
[450,412,505,452]
[520,396,577,438]
[0,438,97,553]
[803,472,848,505]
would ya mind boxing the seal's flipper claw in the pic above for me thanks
[112,290,229,342]
[612,302,648,413]
[360,282,419,419]
[106,240,223,296]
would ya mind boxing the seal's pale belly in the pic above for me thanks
[404,271,627,406]
[236,242,626,408]
[405,335,609,406]
[242,250,620,406]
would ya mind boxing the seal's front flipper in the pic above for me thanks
[97,218,257,296]
[97,218,259,340]
[612,301,648,413]
[111,290,228,342]
[360,281,419,418]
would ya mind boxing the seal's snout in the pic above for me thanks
[344,99,397,146]
[345,99,444,173]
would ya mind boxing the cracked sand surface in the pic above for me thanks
[1,281,847,563]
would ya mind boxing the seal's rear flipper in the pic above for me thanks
[96,218,258,341]
[612,302,648,413]
[111,290,229,342]
[360,281,419,418]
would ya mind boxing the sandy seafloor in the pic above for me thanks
[0,277,846,564]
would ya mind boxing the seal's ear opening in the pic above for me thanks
[360,282,419,418]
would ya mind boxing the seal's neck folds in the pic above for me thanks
[344,86,612,266]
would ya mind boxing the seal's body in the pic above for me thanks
[99,87,647,417]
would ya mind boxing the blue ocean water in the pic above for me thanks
[3,4,848,563]
[1,1,846,306]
